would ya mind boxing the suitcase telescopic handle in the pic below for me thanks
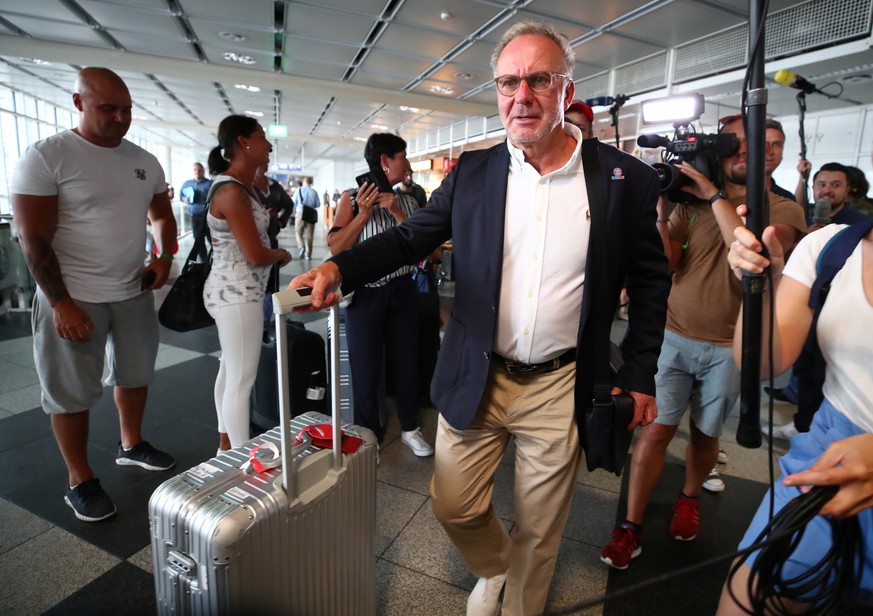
[272,293,343,501]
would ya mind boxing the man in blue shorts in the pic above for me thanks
[600,115,807,569]
[10,67,178,522]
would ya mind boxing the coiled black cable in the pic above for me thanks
[727,485,864,615]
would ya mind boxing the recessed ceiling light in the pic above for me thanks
[235,84,261,92]
[430,85,454,95]
[245,110,264,117]
[399,105,420,113]
[19,57,52,65]
[224,52,256,65]
[454,72,473,80]
[219,32,247,42]
[370,124,388,130]
[839,73,872,84]
[353,137,367,142]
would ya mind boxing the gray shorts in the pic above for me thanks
[32,290,159,414]
[654,329,741,438]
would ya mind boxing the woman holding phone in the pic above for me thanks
[204,115,293,452]
[327,132,433,458]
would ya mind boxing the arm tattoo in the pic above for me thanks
[19,236,70,304]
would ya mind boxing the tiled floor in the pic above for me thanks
[0,225,800,615]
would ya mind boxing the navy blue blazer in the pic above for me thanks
[333,140,670,433]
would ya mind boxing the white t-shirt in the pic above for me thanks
[782,224,873,432]
[10,130,167,302]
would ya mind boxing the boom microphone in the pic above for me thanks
[774,69,818,95]
[585,96,615,107]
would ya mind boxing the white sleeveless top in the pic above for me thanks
[203,174,271,308]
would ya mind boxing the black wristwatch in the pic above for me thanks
[708,190,728,205]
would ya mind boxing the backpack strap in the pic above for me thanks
[809,219,873,311]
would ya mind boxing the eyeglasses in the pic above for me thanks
[493,71,570,96]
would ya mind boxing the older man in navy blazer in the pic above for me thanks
[292,21,670,616]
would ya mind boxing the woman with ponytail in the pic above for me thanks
[204,115,293,452]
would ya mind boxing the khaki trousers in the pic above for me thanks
[431,362,580,616]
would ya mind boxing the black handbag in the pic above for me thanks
[158,207,215,332]
[580,138,635,476]
[301,205,318,224]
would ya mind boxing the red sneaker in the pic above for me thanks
[670,495,699,541]
[600,525,641,570]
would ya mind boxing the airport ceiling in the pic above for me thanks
[0,0,871,172]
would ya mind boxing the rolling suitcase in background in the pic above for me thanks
[149,300,377,615]
[250,319,327,433]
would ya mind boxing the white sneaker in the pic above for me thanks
[401,429,434,457]
[467,572,507,616]
[717,449,728,465]
[761,422,799,440]
[702,466,725,493]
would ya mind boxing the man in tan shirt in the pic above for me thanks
[601,114,807,571]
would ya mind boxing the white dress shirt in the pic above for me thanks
[494,123,590,364]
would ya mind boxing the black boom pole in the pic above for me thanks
[736,0,768,449]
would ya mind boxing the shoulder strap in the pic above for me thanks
[810,219,873,310]
[800,219,873,360]
[581,138,613,402]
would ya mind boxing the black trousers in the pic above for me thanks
[345,275,420,438]
[190,212,209,263]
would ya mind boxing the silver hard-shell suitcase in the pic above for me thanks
[149,302,377,615]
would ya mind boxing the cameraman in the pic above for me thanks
[601,114,807,570]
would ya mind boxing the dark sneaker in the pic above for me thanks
[670,495,699,541]
[600,525,641,570]
[65,478,116,522]
[116,441,175,471]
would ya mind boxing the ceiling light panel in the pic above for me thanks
[175,0,274,27]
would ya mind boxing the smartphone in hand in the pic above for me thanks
[141,270,157,290]
[354,165,393,192]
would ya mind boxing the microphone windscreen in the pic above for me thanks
[813,199,831,224]
[774,69,795,87]
[637,134,671,149]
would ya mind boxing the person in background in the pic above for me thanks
[254,167,294,341]
[600,114,805,571]
[293,177,319,260]
[397,169,427,208]
[327,132,434,459]
[292,22,669,615]
[564,99,594,139]
[10,67,177,523]
[718,213,873,614]
[204,115,293,452]
[764,118,796,201]
[845,165,873,217]
[180,162,212,263]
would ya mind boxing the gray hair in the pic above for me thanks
[490,21,575,76]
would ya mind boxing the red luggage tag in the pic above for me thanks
[295,423,363,453]
[242,442,281,473]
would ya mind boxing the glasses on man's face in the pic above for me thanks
[493,71,570,96]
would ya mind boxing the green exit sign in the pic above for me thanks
[267,124,288,138]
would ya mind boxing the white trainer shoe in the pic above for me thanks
[702,466,725,493]
[467,572,507,616]
[761,421,799,440]
[401,429,434,457]
[717,448,728,465]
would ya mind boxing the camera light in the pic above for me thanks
[640,94,704,125]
